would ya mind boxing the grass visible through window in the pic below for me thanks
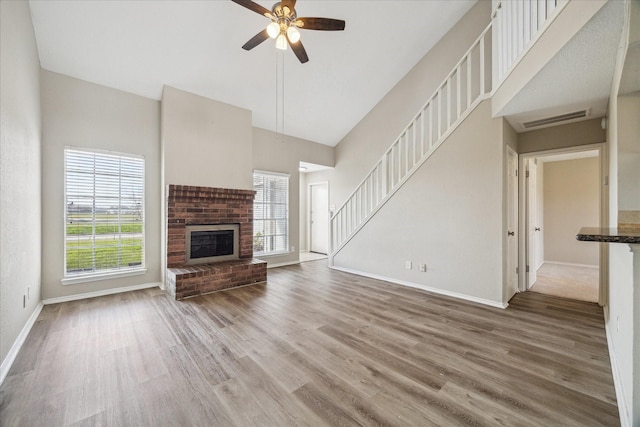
[66,214,143,273]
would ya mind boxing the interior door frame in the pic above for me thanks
[307,181,329,255]
[517,142,608,305]
[526,158,539,288]
[506,145,519,302]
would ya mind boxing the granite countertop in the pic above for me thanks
[576,227,640,244]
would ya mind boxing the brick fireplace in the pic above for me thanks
[166,185,266,299]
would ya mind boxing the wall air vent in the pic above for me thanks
[521,109,591,130]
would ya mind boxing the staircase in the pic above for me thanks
[329,0,569,263]
[329,24,492,262]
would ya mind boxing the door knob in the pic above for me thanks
[508,231,515,236]
[535,227,541,231]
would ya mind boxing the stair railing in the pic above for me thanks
[492,0,568,86]
[330,24,492,262]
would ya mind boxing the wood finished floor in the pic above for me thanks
[1,261,618,426]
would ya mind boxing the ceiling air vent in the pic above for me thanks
[521,109,591,130]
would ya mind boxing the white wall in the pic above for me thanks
[40,71,161,300]
[252,127,334,266]
[161,86,253,191]
[308,2,503,305]
[333,100,506,306]
[310,1,491,209]
[0,0,43,367]
[605,1,639,424]
[607,94,640,427]
[616,96,640,211]
[519,118,606,154]
[543,157,600,266]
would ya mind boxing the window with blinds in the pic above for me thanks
[253,171,289,255]
[64,148,145,277]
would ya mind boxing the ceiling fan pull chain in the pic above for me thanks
[281,52,285,142]
[275,51,279,138]
[275,51,285,142]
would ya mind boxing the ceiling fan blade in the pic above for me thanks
[231,0,273,18]
[296,17,345,31]
[242,29,270,50]
[287,36,309,64]
[280,0,297,13]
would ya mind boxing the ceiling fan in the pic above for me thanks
[231,0,345,64]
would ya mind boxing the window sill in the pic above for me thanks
[61,268,147,286]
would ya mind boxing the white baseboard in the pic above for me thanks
[0,302,44,386]
[330,265,508,309]
[543,260,599,269]
[603,306,631,427]
[266,260,300,269]
[43,282,161,305]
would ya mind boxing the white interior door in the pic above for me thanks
[310,183,328,254]
[527,159,538,288]
[506,147,518,299]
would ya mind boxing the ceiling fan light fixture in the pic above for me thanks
[286,26,300,43]
[267,22,280,39]
[232,0,346,63]
[275,33,288,50]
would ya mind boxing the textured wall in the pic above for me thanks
[334,100,506,306]
[518,118,606,153]
[162,86,253,191]
[0,1,42,368]
[40,71,161,300]
[252,127,334,266]
[310,1,491,209]
[543,157,600,266]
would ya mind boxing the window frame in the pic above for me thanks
[252,170,290,257]
[62,147,146,284]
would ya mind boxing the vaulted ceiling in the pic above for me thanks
[28,0,476,146]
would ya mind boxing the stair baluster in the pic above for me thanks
[330,24,493,263]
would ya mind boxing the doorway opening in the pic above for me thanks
[299,161,332,264]
[308,181,329,256]
[506,146,519,302]
[519,145,604,303]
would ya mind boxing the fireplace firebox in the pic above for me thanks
[185,224,239,264]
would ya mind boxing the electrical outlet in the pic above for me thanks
[291,245,295,252]
[405,261,412,270]
[419,264,427,272]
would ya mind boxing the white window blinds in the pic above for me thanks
[64,148,145,276]
[253,171,289,255]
